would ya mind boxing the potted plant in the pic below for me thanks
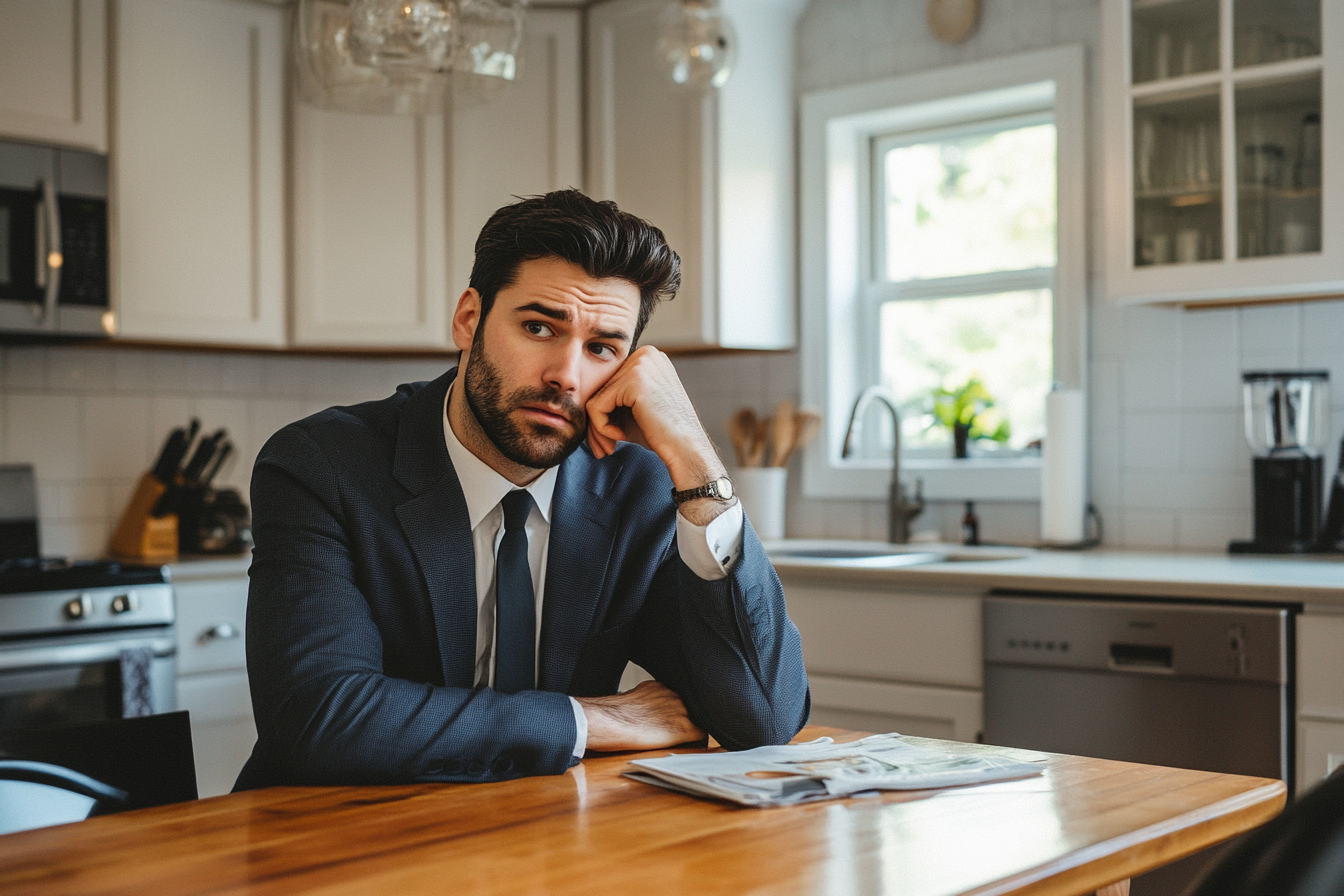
[929,377,1011,458]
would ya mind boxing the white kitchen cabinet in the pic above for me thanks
[172,562,254,798]
[1103,0,1344,305]
[111,0,286,346]
[0,0,107,152]
[586,0,803,350]
[294,8,582,349]
[779,573,985,742]
[292,108,449,348]
[446,8,584,294]
[1297,611,1344,793]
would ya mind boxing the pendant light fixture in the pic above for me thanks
[656,0,737,90]
[295,0,525,115]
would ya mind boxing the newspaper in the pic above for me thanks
[624,733,1048,808]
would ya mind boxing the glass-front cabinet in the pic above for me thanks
[1104,0,1343,304]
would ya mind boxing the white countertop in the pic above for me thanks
[768,541,1344,607]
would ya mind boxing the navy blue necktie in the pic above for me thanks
[494,489,536,693]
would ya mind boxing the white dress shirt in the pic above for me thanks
[442,385,744,757]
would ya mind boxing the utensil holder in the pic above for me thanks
[110,472,179,561]
[734,467,787,541]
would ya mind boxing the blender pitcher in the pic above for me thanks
[1230,370,1329,553]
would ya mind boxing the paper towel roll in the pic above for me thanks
[1041,388,1088,544]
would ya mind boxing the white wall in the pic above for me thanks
[671,0,1344,551]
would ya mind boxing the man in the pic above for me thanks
[236,190,808,788]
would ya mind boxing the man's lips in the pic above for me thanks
[517,404,575,429]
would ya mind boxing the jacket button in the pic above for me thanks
[491,758,514,775]
[467,760,486,775]
[443,759,465,774]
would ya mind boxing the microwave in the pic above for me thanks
[0,140,113,341]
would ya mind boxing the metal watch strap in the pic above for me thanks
[671,476,733,505]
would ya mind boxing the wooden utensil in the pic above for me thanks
[769,400,797,467]
[747,418,770,468]
[729,408,758,467]
[786,410,822,466]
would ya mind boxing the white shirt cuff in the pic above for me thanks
[569,696,588,759]
[675,500,745,581]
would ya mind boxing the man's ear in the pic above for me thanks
[452,288,482,354]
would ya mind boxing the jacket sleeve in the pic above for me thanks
[242,425,577,787]
[627,515,811,751]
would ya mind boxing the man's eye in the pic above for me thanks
[525,322,554,337]
[589,343,617,359]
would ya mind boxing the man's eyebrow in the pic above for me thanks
[517,302,631,344]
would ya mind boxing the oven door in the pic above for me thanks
[0,629,177,731]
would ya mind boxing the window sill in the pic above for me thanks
[804,454,1042,503]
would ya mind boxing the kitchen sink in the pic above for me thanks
[764,539,1031,567]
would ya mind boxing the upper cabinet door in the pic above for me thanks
[292,8,582,350]
[291,108,450,349]
[1103,0,1344,305]
[446,8,584,294]
[112,0,286,346]
[0,0,108,152]
[586,0,803,350]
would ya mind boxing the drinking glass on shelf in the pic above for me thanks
[1176,227,1201,263]
[1153,31,1172,80]
[1294,113,1322,190]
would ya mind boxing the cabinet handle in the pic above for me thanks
[35,177,61,324]
[198,622,239,643]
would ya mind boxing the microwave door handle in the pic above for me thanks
[39,178,61,328]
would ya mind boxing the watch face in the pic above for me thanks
[714,477,734,501]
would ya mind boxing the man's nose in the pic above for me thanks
[543,340,583,394]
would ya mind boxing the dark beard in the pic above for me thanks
[463,340,588,469]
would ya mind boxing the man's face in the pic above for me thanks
[454,256,640,470]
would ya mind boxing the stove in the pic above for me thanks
[0,465,176,730]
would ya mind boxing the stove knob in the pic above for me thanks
[111,593,139,614]
[64,595,93,620]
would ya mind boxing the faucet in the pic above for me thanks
[841,385,924,544]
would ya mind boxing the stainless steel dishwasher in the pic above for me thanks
[983,593,1295,896]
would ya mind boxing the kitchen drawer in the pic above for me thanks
[177,669,252,724]
[1298,718,1344,796]
[784,582,983,688]
[175,578,247,675]
[807,673,982,743]
[1299,613,1344,720]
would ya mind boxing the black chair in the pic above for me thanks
[0,711,198,813]
[1186,767,1344,896]
[0,760,130,834]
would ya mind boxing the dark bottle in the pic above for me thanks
[961,501,980,546]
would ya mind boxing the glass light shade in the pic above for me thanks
[347,0,457,74]
[1242,370,1330,455]
[656,0,737,90]
[296,0,448,114]
[454,0,524,81]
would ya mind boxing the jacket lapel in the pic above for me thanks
[392,367,478,689]
[539,448,620,693]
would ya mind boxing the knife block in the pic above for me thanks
[110,472,179,561]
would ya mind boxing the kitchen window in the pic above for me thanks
[800,46,1087,502]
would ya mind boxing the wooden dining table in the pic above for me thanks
[0,727,1284,896]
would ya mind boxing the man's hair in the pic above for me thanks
[469,190,681,345]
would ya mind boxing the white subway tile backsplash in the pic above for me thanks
[1122,471,1248,514]
[1121,413,1181,471]
[5,348,46,390]
[1122,305,1181,357]
[1177,513,1246,551]
[112,350,154,393]
[1120,512,1176,549]
[37,481,109,520]
[83,394,153,479]
[1302,300,1344,353]
[6,393,83,478]
[1122,353,1181,411]
[1179,410,1249,473]
[1239,305,1301,359]
[41,520,109,560]
[48,348,116,392]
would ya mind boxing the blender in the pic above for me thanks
[1229,370,1329,553]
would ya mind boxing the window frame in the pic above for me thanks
[799,46,1088,502]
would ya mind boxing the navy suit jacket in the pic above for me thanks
[235,367,809,788]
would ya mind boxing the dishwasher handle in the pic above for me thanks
[1108,642,1174,674]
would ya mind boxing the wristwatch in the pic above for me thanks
[671,475,734,505]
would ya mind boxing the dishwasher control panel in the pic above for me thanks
[984,595,1289,684]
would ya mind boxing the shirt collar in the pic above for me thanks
[443,381,557,529]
